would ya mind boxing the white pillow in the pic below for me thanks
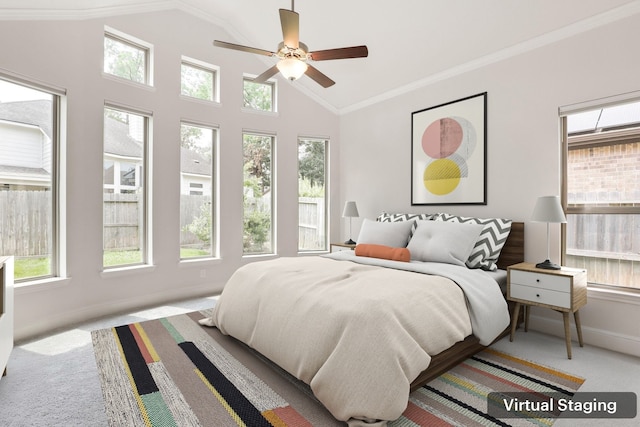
[407,220,484,266]
[357,218,414,247]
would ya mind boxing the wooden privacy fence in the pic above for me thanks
[566,213,639,288]
[0,190,51,256]
[103,193,141,251]
[298,197,325,250]
[1,191,326,255]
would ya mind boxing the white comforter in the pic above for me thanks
[202,255,509,425]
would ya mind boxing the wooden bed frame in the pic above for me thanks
[409,221,525,391]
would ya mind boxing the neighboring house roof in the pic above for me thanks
[103,116,143,158]
[0,164,49,178]
[0,99,52,138]
[181,147,211,176]
[0,100,209,177]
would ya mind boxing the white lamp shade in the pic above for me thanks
[531,196,567,223]
[342,201,359,218]
[276,58,308,80]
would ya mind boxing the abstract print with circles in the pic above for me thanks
[411,93,486,205]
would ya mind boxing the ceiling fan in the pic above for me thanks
[213,0,368,88]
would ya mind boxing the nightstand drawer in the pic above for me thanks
[509,283,571,308]
[510,269,570,292]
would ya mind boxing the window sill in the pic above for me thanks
[179,257,221,267]
[102,72,155,92]
[242,253,278,261]
[101,264,156,278]
[587,286,640,306]
[241,107,279,117]
[180,94,221,107]
[15,276,72,294]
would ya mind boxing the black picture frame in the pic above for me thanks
[411,92,487,205]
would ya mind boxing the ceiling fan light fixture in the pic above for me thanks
[277,57,308,80]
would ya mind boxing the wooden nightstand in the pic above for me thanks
[507,262,587,359]
[330,242,356,252]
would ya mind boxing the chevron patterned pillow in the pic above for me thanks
[376,212,438,222]
[377,212,439,236]
[434,213,512,271]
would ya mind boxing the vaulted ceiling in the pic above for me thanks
[3,0,640,113]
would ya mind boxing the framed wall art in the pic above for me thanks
[411,92,487,205]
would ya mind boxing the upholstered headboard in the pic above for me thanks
[496,221,524,270]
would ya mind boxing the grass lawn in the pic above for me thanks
[15,248,211,280]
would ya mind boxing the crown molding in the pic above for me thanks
[0,0,179,20]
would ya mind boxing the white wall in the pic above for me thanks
[339,14,640,357]
[0,9,340,340]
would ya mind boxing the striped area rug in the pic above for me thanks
[91,312,584,426]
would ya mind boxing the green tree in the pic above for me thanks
[183,202,212,246]
[243,80,273,111]
[104,36,145,83]
[298,139,326,187]
[243,134,272,194]
[243,162,271,252]
[181,64,213,101]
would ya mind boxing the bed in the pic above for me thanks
[200,214,524,426]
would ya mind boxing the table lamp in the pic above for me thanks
[342,201,359,245]
[531,195,566,270]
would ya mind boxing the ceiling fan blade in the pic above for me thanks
[305,65,335,88]
[279,9,299,49]
[213,40,274,57]
[253,65,280,84]
[309,45,369,61]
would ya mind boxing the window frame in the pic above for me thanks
[103,27,153,86]
[242,131,276,256]
[0,75,65,284]
[560,99,640,293]
[180,56,219,103]
[297,137,329,253]
[179,121,218,261]
[102,104,152,270]
[242,76,277,113]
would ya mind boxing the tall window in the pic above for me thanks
[243,133,274,255]
[0,78,60,282]
[243,78,275,112]
[103,106,149,268]
[181,58,217,102]
[180,122,216,259]
[298,138,328,251]
[104,28,152,85]
[563,100,640,290]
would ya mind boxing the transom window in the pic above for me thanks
[181,58,217,102]
[103,28,152,85]
[243,78,275,112]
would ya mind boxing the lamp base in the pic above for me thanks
[344,239,356,245]
[536,259,561,270]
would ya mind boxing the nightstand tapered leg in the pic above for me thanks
[574,310,584,347]
[563,312,572,359]
[510,302,521,342]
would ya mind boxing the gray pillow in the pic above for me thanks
[357,218,414,247]
[407,220,484,266]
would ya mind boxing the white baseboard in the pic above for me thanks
[15,282,223,342]
[528,313,640,358]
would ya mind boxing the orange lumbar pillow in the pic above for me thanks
[355,243,411,262]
